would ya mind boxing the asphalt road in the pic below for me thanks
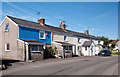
[2,55,119,75]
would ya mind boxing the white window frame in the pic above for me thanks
[4,24,9,32]
[64,35,68,41]
[5,43,10,51]
[39,31,45,39]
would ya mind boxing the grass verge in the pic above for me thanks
[112,52,120,55]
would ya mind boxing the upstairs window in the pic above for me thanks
[98,41,100,44]
[4,24,9,31]
[78,38,81,43]
[39,31,45,39]
[5,43,10,51]
[85,47,87,50]
[64,35,67,41]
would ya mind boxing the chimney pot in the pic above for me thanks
[84,30,89,35]
[59,20,67,30]
[38,17,45,25]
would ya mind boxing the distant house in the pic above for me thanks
[109,39,119,52]
[118,40,120,52]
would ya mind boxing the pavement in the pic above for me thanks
[1,55,119,75]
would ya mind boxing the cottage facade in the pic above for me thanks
[0,16,52,61]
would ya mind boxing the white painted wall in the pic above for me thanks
[95,47,99,54]
[53,31,104,56]
[118,41,120,52]
[82,42,96,56]
[70,36,91,56]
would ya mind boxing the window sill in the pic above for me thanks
[32,51,41,52]
[40,38,45,40]
[5,50,10,52]
[64,40,68,42]
[4,30,9,32]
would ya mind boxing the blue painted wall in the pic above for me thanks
[19,26,51,44]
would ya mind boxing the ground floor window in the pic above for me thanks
[5,43,10,51]
[63,46,72,51]
[31,45,40,52]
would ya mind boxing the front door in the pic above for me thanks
[91,46,93,56]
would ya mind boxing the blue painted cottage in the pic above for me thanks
[0,16,52,61]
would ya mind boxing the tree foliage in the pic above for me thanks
[97,36,115,46]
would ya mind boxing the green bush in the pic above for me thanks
[44,47,58,58]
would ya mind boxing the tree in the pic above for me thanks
[97,36,110,46]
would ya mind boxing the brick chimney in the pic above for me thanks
[38,17,45,25]
[60,20,67,30]
[84,30,89,35]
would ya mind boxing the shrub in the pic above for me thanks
[44,47,58,58]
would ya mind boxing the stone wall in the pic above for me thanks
[17,41,25,61]
[65,51,72,58]
[29,45,44,61]
[52,43,63,57]
[30,52,43,61]
[1,17,19,60]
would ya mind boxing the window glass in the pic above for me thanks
[64,46,68,51]
[32,45,39,51]
[98,41,100,44]
[7,44,10,50]
[78,38,81,43]
[5,24,9,31]
[85,47,87,50]
[64,36,67,41]
[39,31,45,39]
[69,46,72,50]
[63,46,72,51]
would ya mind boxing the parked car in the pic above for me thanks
[98,50,111,56]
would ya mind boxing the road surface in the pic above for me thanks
[2,55,119,75]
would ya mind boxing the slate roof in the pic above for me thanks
[96,44,103,47]
[82,41,92,47]
[7,15,101,40]
[54,41,74,46]
[20,39,45,44]
[110,39,119,44]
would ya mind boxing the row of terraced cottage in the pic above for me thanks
[0,15,104,61]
